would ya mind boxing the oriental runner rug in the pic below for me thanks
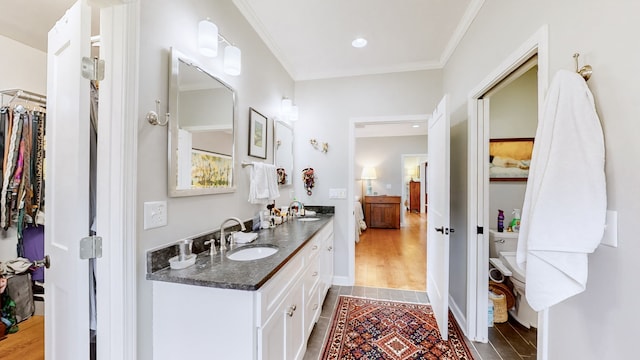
[321,296,474,360]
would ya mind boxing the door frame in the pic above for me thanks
[400,153,428,226]
[340,114,429,286]
[465,25,549,358]
[94,1,139,359]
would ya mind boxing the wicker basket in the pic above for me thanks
[491,294,508,323]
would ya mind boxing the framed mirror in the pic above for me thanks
[168,48,236,196]
[274,120,293,186]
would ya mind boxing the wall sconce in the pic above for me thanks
[198,18,242,76]
[361,167,377,196]
[281,97,299,122]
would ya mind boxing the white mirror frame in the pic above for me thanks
[274,120,294,186]
[168,47,237,197]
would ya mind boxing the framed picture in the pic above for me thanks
[248,107,268,159]
[489,138,534,181]
[191,149,233,188]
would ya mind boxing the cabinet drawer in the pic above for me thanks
[257,254,304,325]
[303,256,320,299]
[305,235,321,264]
[304,285,321,337]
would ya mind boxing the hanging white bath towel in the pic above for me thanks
[516,69,606,311]
[248,162,280,204]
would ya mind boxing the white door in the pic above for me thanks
[427,95,451,339]
[45,1,92,359]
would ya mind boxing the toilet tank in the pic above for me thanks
[489,230,520,258]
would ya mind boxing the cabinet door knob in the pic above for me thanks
[312,271,318,277]
[327,246,333,251]
[312,245,318,250]
[287,304,297,317]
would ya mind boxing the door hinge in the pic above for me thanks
[81,56,105,81]
[80,236,103,260]
[477,226,484,234]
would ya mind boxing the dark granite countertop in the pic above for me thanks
[146,214,333,291]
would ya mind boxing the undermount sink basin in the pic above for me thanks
[297,217,320,222]
[227,245,278,261]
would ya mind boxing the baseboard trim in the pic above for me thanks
[332,275,353,286]
[449,294,469,338]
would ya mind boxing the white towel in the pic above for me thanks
[516,70,606,311]
[248,162,280,204]
[233,232,258,244]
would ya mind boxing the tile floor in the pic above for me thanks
[303,285,537,360]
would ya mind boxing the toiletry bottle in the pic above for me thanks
[511,209,521,232]
[497,210,504,232]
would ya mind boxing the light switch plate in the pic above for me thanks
[329,188,347,199]
[600,210,618,247]
[144,201,168,230]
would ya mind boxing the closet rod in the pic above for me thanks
[1,89,47,106]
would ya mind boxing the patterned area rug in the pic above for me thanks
[321,296,474,360]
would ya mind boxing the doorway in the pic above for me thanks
[346,115,428,287]
[466,25,549,358]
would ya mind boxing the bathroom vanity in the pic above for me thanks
[148,215,334,360]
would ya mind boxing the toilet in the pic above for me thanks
[488,230,538,328]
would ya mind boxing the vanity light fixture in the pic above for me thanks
[224,45,242,76]
[198,19,219,57]
[198,18,242,76]
[281,97,300,122]
[282,97,292,115]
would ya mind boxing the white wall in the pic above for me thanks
[488,67,538,229]
[355,135,427,198]
[136,1,294,358]
[295,70,442,282]
[0,35,47,261]
[444,1,640,358]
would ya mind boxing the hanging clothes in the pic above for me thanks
[0,93,47,257]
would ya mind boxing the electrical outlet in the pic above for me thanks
[144,201,168,230]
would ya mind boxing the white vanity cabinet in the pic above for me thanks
[152,219,334,360]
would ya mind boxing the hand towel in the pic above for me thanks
[248,162,280,204]
[516,69,606,311]
[233,232,258,244]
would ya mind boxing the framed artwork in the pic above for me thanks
[489,138,534,181]
[248,107,268,159]
[191,149,233,188]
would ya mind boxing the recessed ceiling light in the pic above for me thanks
[412,124,420,128]
[352,38,367,48]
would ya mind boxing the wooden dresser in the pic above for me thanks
[363,195,401,229]
[409,180,420,213]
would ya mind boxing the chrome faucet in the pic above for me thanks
[219,217,246,253]
[288,200,305,217]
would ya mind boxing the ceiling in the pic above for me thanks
[234,0,481,81]
[1,0,482,137]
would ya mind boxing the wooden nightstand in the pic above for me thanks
[363,195,401,229]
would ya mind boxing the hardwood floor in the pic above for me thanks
[355,211,426,290]
[0,315,44,360]
[352,211,537,359]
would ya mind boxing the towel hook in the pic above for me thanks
[573,53,592,81]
